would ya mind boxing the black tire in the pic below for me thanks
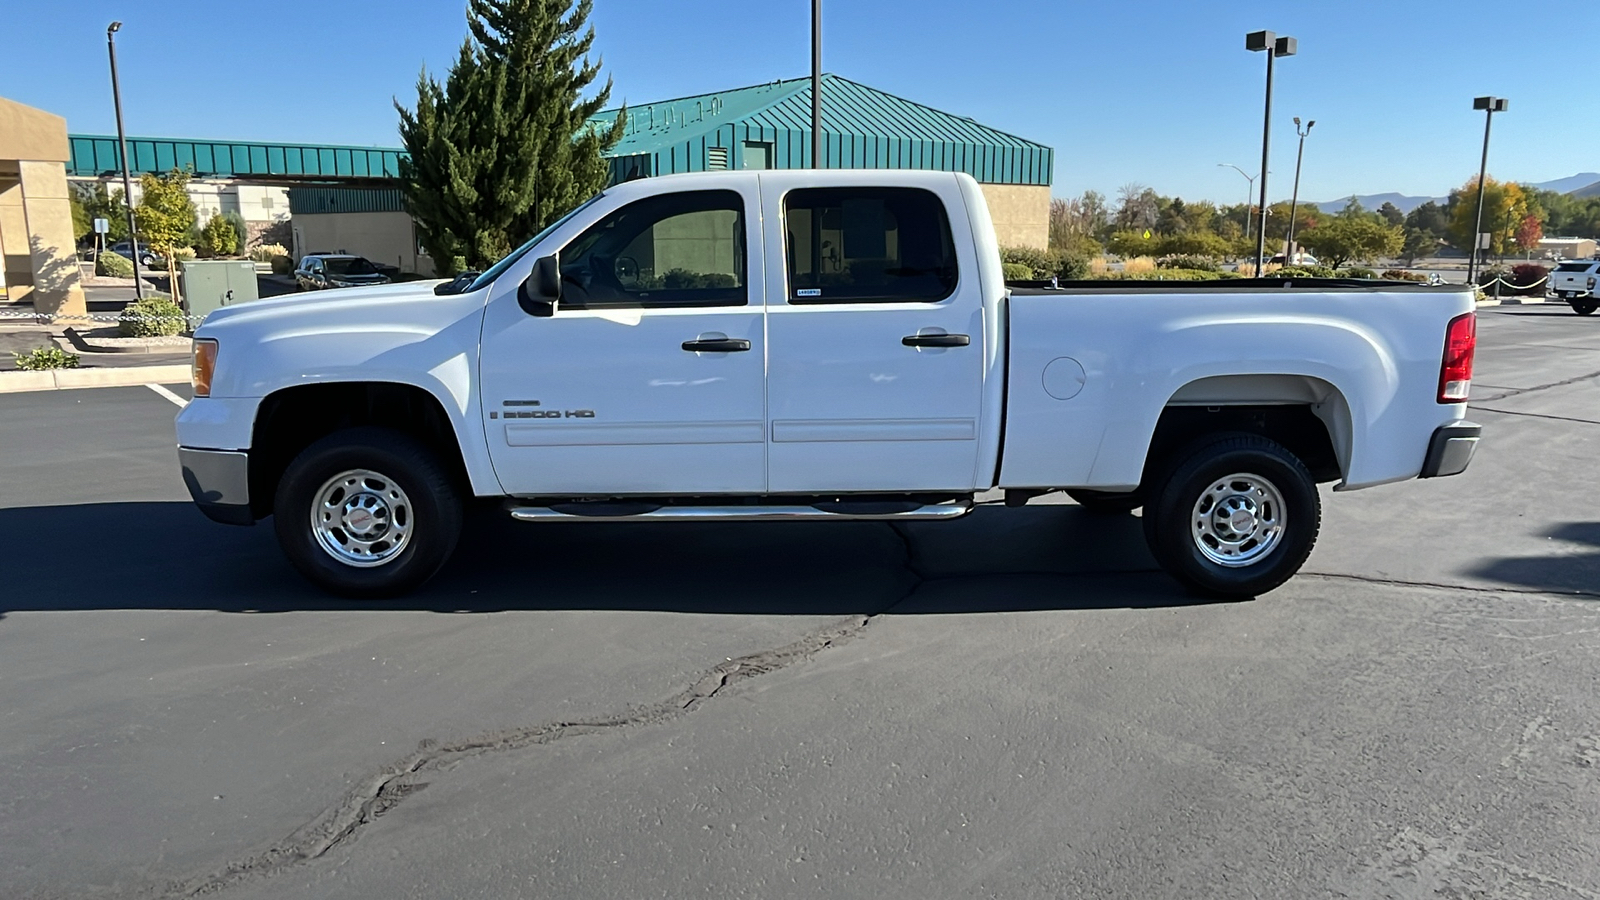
[1573,301,1597,316]
[1141,433,1320,597]
[1066,488,1143,513]
[273,427,463,598]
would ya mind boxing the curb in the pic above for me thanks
[0,364,190,394]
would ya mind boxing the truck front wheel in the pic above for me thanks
[1142,434,1320,597]
[273,428,463,598]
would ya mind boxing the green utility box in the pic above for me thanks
[181,260,260,321]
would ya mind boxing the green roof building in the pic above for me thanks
[589,74,1053,247]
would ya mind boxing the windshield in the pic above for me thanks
[1555,262,1593,272]
[324,258,378,276]
[466,193,604,292]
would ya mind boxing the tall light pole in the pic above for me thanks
[1246,30,1296,275]
[811,0,821,169]
[1218,163,1257,241]
[107,21,144,299]
[1285,117,1314,262]
[1467,96,1508,286]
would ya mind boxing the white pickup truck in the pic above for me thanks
[1550,260,1599,315]
[175,170,1481,598]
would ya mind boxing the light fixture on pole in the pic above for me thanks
[1467,96,1508,286]
[1246,30,1296,275]
[107,21,144,299]
[1218,163,1257,241]
[1285,117,1314,263]
[811,0,821,169]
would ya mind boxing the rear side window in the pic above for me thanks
[784,187,957,304]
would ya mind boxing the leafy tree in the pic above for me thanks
[1114,183,1159,231]
[1154,230,1231,258]
[70,190,92,243]
[1401,227,1439,265]
[199,213,240,257]
[1297,215,1403,269]
[78,183,132,243]
[1514,214,1543,256]
[135,169,197,299]
[1377,202,1404,226]
[1404,201,1449,241]
[1447,175,1529,258]
[1106,229,1158,258]
[397,0,625,274]
[1336,197,1369,218]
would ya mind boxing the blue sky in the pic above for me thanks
[3,0,1593,205]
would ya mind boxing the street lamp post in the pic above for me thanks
[1285,117,1314,263]
[1246,30,1296,275]
[106,21,144,300]
[1218,163,1257,241]
[1467,96,1508,286]
[811,0,821,169]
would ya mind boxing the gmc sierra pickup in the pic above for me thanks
[175,170,1481,598]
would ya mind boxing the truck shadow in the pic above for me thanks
[0,501,1213,615]
[1468,522,1600,596]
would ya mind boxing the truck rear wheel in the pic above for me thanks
[273,427,463,598]
[1141,434,1319,597]
[1572,301,1597,316]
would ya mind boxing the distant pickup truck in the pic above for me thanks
[175,171,1481,599]
[1551,260,1599,315]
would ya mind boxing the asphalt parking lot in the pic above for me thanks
[2,304,1598,899]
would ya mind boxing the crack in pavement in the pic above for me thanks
[1472,406,1600,426]
[1472,368,1600,402]
[155,523,930,898]
[1303,571,1600,601]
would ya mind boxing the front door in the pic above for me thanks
[480,187,766,497]
[763,183,986,494]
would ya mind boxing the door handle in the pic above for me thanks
[682,338,751,352]
[901,333,970,348]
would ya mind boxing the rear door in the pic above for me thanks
[760,176,987,494]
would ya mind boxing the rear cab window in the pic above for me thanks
[783,187,958,304]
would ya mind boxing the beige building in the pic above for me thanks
[978,183,1050,250]
[288,187,434,275]
[0,96,86,316]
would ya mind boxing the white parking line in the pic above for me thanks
[146,383,187,408]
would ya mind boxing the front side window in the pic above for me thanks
[784,187,958,304]
[557,190,746,308]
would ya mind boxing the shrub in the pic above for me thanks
[1052,232,1103,260]
[1122,256,1156,275]
[13,346,80,370]
[171,246,196,261]
[999,247,1089,280]
[1157,254,1220,271]
[1509,263,1549,296]
[1001,262,1033,281]
[1087,257,1112,276]
[118,296,187,337]
[198,214,239,257]
[222,211,248,252]
[96,251,135,278]
[999,246,1053,277]
[269,255,293,275]
[1275,264,1338,279]
[250,243,288,262]
[1382,269,1427,282]
[1089,268,1229,282]
[1153,231,1232,259]
[1339,266,1379,280]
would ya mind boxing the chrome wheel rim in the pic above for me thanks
[309,469,413,567]
[1191,472,1286,568]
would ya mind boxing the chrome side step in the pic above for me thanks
[507,501,972,523]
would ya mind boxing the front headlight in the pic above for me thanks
[192,338,219,397]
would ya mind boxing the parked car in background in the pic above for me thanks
[1551,260,1599,316]
[108,240,160,268]
[294,254,392,291]
[1268,252,1320,267]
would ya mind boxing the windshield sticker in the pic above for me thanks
[796,288,822,297]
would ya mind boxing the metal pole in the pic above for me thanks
[1468,109,1493,286]
[107,23,143,300]
[1286,131,1306,261]
[811,0,821,169]
[1254,50,1274,274]
[1244,178,1253,241]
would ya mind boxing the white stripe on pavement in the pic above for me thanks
[146,383,187,408]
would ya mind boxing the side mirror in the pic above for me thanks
[518,255,561,317]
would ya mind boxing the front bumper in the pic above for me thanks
[1419,421,1481,479]
[178,447,254,525]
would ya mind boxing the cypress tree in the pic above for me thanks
[397,0,624,275]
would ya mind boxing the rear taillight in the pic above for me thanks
[1438,312,1475,403]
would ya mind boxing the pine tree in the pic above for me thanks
[397,0,625,275]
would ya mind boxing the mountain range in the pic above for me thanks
[1313,173,1600,214]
